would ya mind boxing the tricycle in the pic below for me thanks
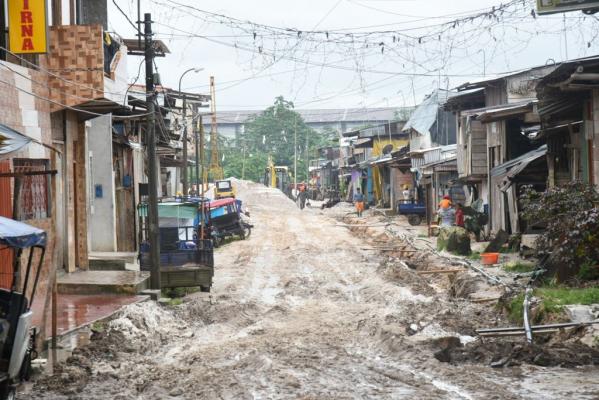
[0,217,47,399]
[208,198,252,247]
[397,201,426,226]
[138,201,214,291]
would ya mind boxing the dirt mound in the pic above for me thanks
[438,337,599,368]
[33,329,128,396]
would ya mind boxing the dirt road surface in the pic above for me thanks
[30,181,599,399]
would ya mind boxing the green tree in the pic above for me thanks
[222,96,334,182]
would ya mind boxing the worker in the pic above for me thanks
[354,188,365,217]
[455,203,465,227]
[298,183,307,210]
[402,185,411,203]
[439,194,452,209]
[438,203,456,227]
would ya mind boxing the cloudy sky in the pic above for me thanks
[107,0,599,111]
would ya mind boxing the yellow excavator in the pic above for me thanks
[265,157,292,196]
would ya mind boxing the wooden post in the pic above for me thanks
[51,0,62,25]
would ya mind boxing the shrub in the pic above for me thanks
[520,181,599,277]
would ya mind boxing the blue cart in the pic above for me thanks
[397,201,426,226]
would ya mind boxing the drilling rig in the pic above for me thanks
[208,76,224,181]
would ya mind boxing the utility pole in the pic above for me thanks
[144,13,161,290]
[178,67,202,195]
[194,111,200,192]
[294,114,297,192]
[181,94,188,195]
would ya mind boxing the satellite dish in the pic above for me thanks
[382,144,394,155]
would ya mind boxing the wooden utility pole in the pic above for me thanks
[144,13,161,290]
[209,77,223,180]
[194,112,201,191]
[294,115,297,192]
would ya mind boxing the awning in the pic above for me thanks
[138,203,198,219]
[353,138,373,148]
[0,216,47,248]
[491,145,547,191]
[420,157,458,173]
[370,156,392,166]
[476,101,536,123]
[0,124,32,156]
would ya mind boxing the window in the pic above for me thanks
[13,159,50,220]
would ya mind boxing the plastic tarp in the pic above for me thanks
[0,216,47,248]
[138,203,198,219]
[402,90,456,143]
[0,124,31,157]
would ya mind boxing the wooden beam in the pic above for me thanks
[51,0,62,25]
[0,170,58,178]
[416,268,466,275]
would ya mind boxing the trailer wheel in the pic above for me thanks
[408,214,422,226]
[243,224,251,239]
[0,383,15,400]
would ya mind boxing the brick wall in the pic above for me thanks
[40,25,105,109]
[0,62,56,319]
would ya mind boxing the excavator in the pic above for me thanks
[264,157,292,197]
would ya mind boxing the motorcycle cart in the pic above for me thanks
[397,201,426,226]
[208,198,252,247]
[0,217,47,400]
[138,202,214,291]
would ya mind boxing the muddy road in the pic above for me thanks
[30,181,599,399]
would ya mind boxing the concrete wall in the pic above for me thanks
[86,114,117,252]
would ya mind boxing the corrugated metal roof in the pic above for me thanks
[490,145,547,178]
[403,89,457,137]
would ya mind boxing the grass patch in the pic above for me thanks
[91,321,106,333]
[506,286,599,323]
[166,298,183,306]
[161,286,201,299]
[503,261,536,273]
[468,252,481,261]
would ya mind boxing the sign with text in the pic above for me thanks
[537,0,599,14]
[8,0,48,54]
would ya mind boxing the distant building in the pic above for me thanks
[207,107,410,139]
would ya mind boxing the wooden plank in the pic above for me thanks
[416,269,466,275]
[0,170,58,178]
[471,297,502,303]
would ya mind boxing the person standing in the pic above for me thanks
[439,194,452,210]
[298,183,307,210]
[402,185,411,203]
[455,203,465,228]
[354,188,365,217]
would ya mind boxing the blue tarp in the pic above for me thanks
[0,124,32,157]
[0,216,47,248]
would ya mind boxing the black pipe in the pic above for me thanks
[28,246,46,310]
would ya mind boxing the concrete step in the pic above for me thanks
[57,270,150,296]
[88,252,138,271]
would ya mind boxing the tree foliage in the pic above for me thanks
[520,181,599,273]
[221,96,335,182]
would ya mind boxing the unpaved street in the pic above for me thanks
[31,182,599,399]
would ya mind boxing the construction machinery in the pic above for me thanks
[264,157,292,196]
[214,179,236,199]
